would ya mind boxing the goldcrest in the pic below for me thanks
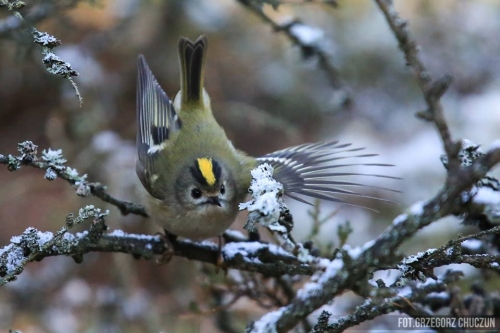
[136,36,395,240]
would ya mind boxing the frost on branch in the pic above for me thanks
[42,148,66,181]
[5,141,38,171]
[31,28,78,79]
[66,166,90,196]
[289,22,325,48]
[239,163,284,229]
[239,163,310,262]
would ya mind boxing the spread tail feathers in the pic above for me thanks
[257,141,400,209]
[178,35,208,105]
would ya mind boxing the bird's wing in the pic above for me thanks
[256,141,400,208]
[136,55,181,199]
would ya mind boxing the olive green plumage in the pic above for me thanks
[136,35,397,239]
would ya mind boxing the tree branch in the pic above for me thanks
[313,271,463,333]
[374,0,459,168]
[0,0,82,105]
[0,227,315,285]
[0,141,148,217]
[236,0,350,108]
[244,0,500,328]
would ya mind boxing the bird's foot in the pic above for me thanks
[215,235,228,274]
[155,230,178,265]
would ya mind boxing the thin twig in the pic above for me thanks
[374,0,459,168]
[0,145,148,217]
[237,0,350,107]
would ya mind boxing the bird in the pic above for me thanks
[136,35,397,241]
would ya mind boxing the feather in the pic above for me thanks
[136,55,181,199]
[257,140,400,209]
[178,35,208,105]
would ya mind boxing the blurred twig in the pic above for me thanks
[237,0,351,108]
[374,0,459,170]
[0,0,80,36]
[0,0,82,105]
[260,0,338,7]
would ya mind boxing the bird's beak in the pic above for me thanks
[206,196,221,207]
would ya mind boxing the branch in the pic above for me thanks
[0,141,148,217]
[236,0,350,108]
[394,225,500,284]
[0,0,82,105]
[0,1,80,36]
[246,133,500,332]
[0,205,108,285]
[374,0,459,168]
[0,227,315,285]
[312,271,463,333]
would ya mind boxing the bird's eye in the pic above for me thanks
[220,184,225,195]
[191,188,202,199]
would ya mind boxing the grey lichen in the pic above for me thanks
[65,205,109,229]
[17,140,38,162]
[77,205,108,221]
[441,139,484,169]
[0,205,108,284]
[7,154,20,171]
[42,52,78,78]
[44,167,57,180]
[75,181,91,197]
[42,148,66,170]
[1,0,25,11]
[65,167,90,196]
[32,28,61,48]
[1,0,82,104]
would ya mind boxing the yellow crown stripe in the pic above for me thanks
[197,157,216,186]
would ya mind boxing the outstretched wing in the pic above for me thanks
[136,55,181,199]
[257,141,400,208]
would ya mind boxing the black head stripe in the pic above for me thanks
[212,160,221,182]
[190,164,206,185]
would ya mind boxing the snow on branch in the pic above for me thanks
[240,163,311,261]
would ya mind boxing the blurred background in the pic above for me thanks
[1,0,500,332]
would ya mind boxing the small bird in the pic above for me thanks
[136,35,396,240]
